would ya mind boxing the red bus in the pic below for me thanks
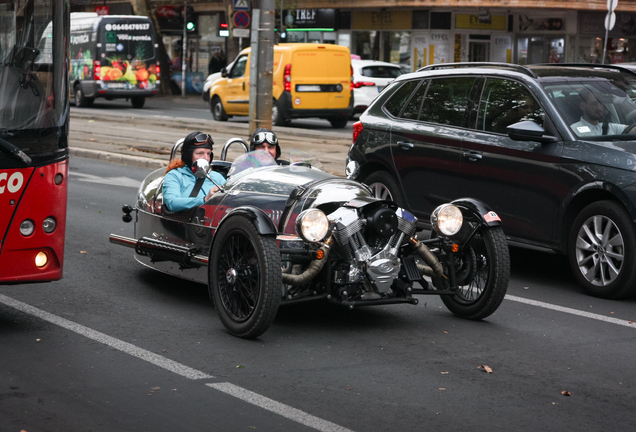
[0,0,70,283]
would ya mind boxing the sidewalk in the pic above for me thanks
[68,106,352,176]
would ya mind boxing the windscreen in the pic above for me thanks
[0,0,69,168]
[97,18,157,90]
[543,76,636,140]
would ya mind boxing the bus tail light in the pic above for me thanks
[94,60,101,80]
[43,217,57,233]
[20,219,35,236]
[35,251,49,268]
[284,64,291,92]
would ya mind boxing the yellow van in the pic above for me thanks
[208,43,353,128]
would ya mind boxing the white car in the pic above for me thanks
[202,60,235,102]
[351,59,403,115]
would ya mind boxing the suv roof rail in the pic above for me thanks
[533,63,636,76]
[417,62,537,78]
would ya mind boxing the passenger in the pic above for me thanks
[250,127,289,165]
[162,131,226,212]
[570,89,626,136]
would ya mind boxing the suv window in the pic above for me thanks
[477,79,544,134]
[384,80,420,117]
[361,66,402,79]
[401,80,428,120]
[230,55,248,78]
[420,77,476,127]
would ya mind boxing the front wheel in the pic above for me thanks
[440,226,510,320]
[568,201,636,299]
[363,171,404,207]
[209,216,282,338]
[211,96,228,121]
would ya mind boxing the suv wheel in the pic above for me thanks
[211,96,228,121]
[75,85,94,108]
[329,117,348,128]
[568,200,636,299]
[364,171,404,206]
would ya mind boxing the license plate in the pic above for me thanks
[377,86,385,93]
[297,85,321,92]
[106,83,126,89]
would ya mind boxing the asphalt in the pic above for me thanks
[68,94,353,176]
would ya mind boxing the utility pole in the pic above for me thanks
[182,1,187,98]
[248,0,275,133]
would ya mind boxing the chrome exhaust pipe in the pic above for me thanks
[109,234,208,266]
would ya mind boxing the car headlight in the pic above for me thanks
[296,209,330,243]
[431,204,463,236]
[20,219,35,236]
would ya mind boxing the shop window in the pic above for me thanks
[412,10,429,30]
[430,12,451,30]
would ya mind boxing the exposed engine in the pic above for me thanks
[328,202,418,297]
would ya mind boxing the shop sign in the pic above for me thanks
[95,6,109,16]
[455,14,507,31]
[518,17,564,32]
[283,9,335,29]
[579,11,636,37]
[352,11,412,30]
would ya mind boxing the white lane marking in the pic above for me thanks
[69,171,141,189]
[506,294,636,328]
[0,294,212,380]
[207,383,355,432]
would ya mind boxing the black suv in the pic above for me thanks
[347,63,636,299]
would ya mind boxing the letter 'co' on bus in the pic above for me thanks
[0,0,70,283]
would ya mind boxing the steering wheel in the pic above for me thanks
[623,123,636,134]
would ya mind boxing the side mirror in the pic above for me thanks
[221,68,227,78]
[507,120,558,144]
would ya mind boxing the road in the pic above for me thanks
[1,157,635,431]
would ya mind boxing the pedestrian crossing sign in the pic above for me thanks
[233,0,250,11]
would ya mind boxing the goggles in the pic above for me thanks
[253,131,278,146]
[193,133,213,146]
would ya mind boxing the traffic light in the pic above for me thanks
[186,21,195,31]
[186,15,197,33]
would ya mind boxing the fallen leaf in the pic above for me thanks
[439,388,446,390]
[80,251,87,254]
[88,120,94,123]
[89,138,97,142]
[479,365,493,373]
[236,365,245,368]
[36,339,41,342]
[163,349,166,353]
[441,372,449,374]
[443,331,448,334]
[524,286,529,289]
[561,391,571,396]
[629,321,634,324]
[347,387,352,390]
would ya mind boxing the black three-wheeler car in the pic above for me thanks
[110,139,510,338]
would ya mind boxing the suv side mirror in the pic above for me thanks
[507,120,558,144]
[221,67,227,78]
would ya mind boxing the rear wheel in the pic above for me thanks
[74,85,94,108]
[329,117,348,128]
[131,96,145,109]
[568,201,636,299]
[209,216,282,338]
[440,226,510,320]
[363,171,404,207]
[211,96,228,121]
[272,99,286,126]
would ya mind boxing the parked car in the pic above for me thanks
[351,59,403,115]
[209,43,353,128]
[69,13,159,108]
[110,139,510,338]
[201,60,235,103]
[346,62,636,299]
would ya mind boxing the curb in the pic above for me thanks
[70,147,168,169]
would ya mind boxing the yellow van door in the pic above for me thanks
[224,54,249,115]
[290,46,351,110]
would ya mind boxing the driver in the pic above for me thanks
[162,131,226,212]
[570,89,627,136]
[250,128,289,165]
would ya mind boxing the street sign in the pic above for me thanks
[233,0,250,11]
[233,11,250,29]
[233,28,249,38]
[605,11,616,31]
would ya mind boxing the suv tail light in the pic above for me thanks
[350,65,354,91]
[93,60,101,80]
[284,64,291,92]
[354,81,376,88]
[353,121,364,143]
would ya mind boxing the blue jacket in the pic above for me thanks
[162,166,226,212]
